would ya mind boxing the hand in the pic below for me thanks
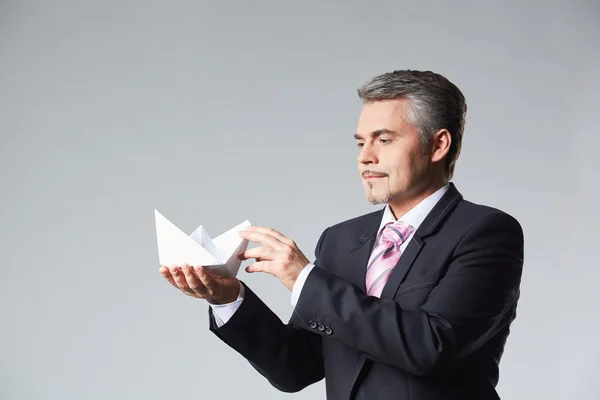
[237,226,311,291]
[159,264,241,304]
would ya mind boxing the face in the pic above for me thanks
[355,99,436,205]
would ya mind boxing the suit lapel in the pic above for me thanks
[347,209,384,293]
[380,183,463,299]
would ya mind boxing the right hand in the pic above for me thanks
[159,264,241,304]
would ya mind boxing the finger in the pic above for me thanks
[159,266,177,287]
[238,246,276,261]
[245,261,271,274]
[238,230,286,251]
[169,264,192,291]
[194,266,216,290]
[182,264,209,296]
[242,226,294,246]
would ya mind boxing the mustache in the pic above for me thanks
[362,170,388,178]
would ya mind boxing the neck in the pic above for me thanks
[388,177,447,220]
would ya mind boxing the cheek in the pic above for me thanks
[390,155,421,183]
[395,154,417,176]
[383,145,421,180]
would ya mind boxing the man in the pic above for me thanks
[159,69,524,399]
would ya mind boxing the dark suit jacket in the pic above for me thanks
[209,183,524,399]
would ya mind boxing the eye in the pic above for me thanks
[379,138,391,144]
[357,142,364,148]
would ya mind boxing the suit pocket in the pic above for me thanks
[397,281,435,295]
[395,281,435,309]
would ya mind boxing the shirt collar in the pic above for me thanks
[377,183,450,236]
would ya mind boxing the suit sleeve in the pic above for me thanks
[293,212,524,376]
[208,228,329,392]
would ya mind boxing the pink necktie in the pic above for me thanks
[365,221,414,297]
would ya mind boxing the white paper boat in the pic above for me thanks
[154,209,251,277]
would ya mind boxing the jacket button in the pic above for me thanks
[309,321,317,329]
[317,323,325,332]
[325,327,333,335]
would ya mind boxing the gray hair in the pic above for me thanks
[357,70,467,180]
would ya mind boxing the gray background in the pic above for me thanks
[1,0,598,399]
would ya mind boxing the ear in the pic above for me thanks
[430,129,451,163]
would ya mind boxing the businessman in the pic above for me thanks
[159,69,524,399]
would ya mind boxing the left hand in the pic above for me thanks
[237,226,311,291]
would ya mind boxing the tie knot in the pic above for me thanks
[381,221,414,246]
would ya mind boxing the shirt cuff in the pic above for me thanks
[291,263,315,308]
[209,282,245,327]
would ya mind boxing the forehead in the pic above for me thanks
[356,98,412,133]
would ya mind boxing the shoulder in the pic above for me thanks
[312,208,383,252]
[329,208,383,230]
[448,199,524,254]
[453,199,522,231]
[319,208,384,239]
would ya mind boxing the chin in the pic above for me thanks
[366,190,392,205]
[368,198,387,205]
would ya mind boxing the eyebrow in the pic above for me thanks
[354,129,398,140]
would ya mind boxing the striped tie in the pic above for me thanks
[365,220,414,297]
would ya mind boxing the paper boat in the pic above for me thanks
[154,209,251,277]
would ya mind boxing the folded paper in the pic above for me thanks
[154,209,251,277]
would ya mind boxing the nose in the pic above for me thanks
[357,142,377,165]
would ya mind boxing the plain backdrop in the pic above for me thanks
[1,1,599,399]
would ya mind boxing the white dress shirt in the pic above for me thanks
[210,183,449,327]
